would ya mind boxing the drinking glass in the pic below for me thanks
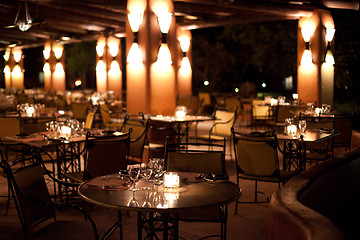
[128,191,139,207]
[152,158,165,185]
[298,120,307,135]
[128,165,140,191]
[141,163,153,190]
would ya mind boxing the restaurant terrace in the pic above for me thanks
[0,1,360,240]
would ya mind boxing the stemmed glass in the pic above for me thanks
[298,120,307,135]
[141,163,153,190]
[128,191,139,207]
[151,158,165,186]
[128,165,140,191]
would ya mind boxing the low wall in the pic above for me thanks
[267,147,360,240]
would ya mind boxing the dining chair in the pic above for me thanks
[120,113,149,163]
[0,159,99,240]
[84,111,96,130]
[64,130,131,183]
[251,99,270,130]
[195,106,237,161]
[231,128,297,214]
[71,101,90,121]
[266,104,293,132]
[99,103,124,130]
[0,138,35,216]
[299,113,335,165]
[145,119,176,160]
[164,137,230,240]
[333,114,352,155]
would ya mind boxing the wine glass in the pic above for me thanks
[128,191,139,207]
[128,165,140,191]
[141,163,153,190]
[152,158,165,186]
[298,120,307,135]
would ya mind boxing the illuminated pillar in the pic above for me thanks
[43,40,66,91]
[3,47,24,89]
[126,0,177,116]
[176,25,192,97]
[96,35,122,97]
[297,9,335,106]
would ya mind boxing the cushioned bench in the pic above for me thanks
[267,147,360,240]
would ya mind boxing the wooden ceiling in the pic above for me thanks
[0,0,358,50]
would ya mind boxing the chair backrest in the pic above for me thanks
[212,108,237,136]
[275,105,293,122]
[147,119,176,144]
[232,130,279,177]
[225,97,242,115]
[198,92,211,105]
[121,115,149,160]
[84,130,131,180]
[0,160,55,237]
[164,138,226,176]
[252,100,269,119]
[0,117,21,140]
[84,111,96,130]
[333,114,352,147]
[299,113,335,130]
[99,103,111,124]
[72,101,90,120]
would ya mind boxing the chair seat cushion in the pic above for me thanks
[196,134,228,141]
[238,169,297,183]
[64,171,84,183]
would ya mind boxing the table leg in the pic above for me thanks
[137,211,178,240]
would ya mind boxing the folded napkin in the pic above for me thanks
[18,134,45,142]
[85,176,130,190]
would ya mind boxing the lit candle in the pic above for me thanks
[287,124,297,138]
[163,172,180,188]
[61,126,72,138]
[26,106,35,116]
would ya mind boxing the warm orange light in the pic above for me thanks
[43,62,51,73]
[3,65,10,75]
[178,36,190,53]
[301,26,315,42]
[301,49,313,66]
[3,49,10,61]
[53,44,63,60]
[43,49,50,60]
[324,49,335,65]
[109,60,120,74]
[128,12,143,32]
[55,62,64,73]
[326,28,335,42]
[157,12,172,34]
[180,57,191,72]
[157,43,172,63]
[13,49,22,63]
[108,36,120,57]
[127,43,142,63]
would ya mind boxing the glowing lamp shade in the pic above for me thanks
[12,65,22,76]
[109,60,120,74]
[157,12,172,34]
[3,49,10,61]
[178,36,190,52]
[53,44,63,60]
[108,43,119,57]
[157,43,172,63]
[127,43,142,63]
[96,45,105,57]
[13,50,22,63]
[301,49,312,65]
[325,49,335,65]
[4,65,10,75]
[43,49,50,60]
[326,28,335,42]
[301,26,315,42]
[96,60,106,72]
[180,57,191,72]
[55,62,64,72]
[43,62,51,73]
[128,12,143,32]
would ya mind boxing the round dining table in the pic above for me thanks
[78,173,241,240]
